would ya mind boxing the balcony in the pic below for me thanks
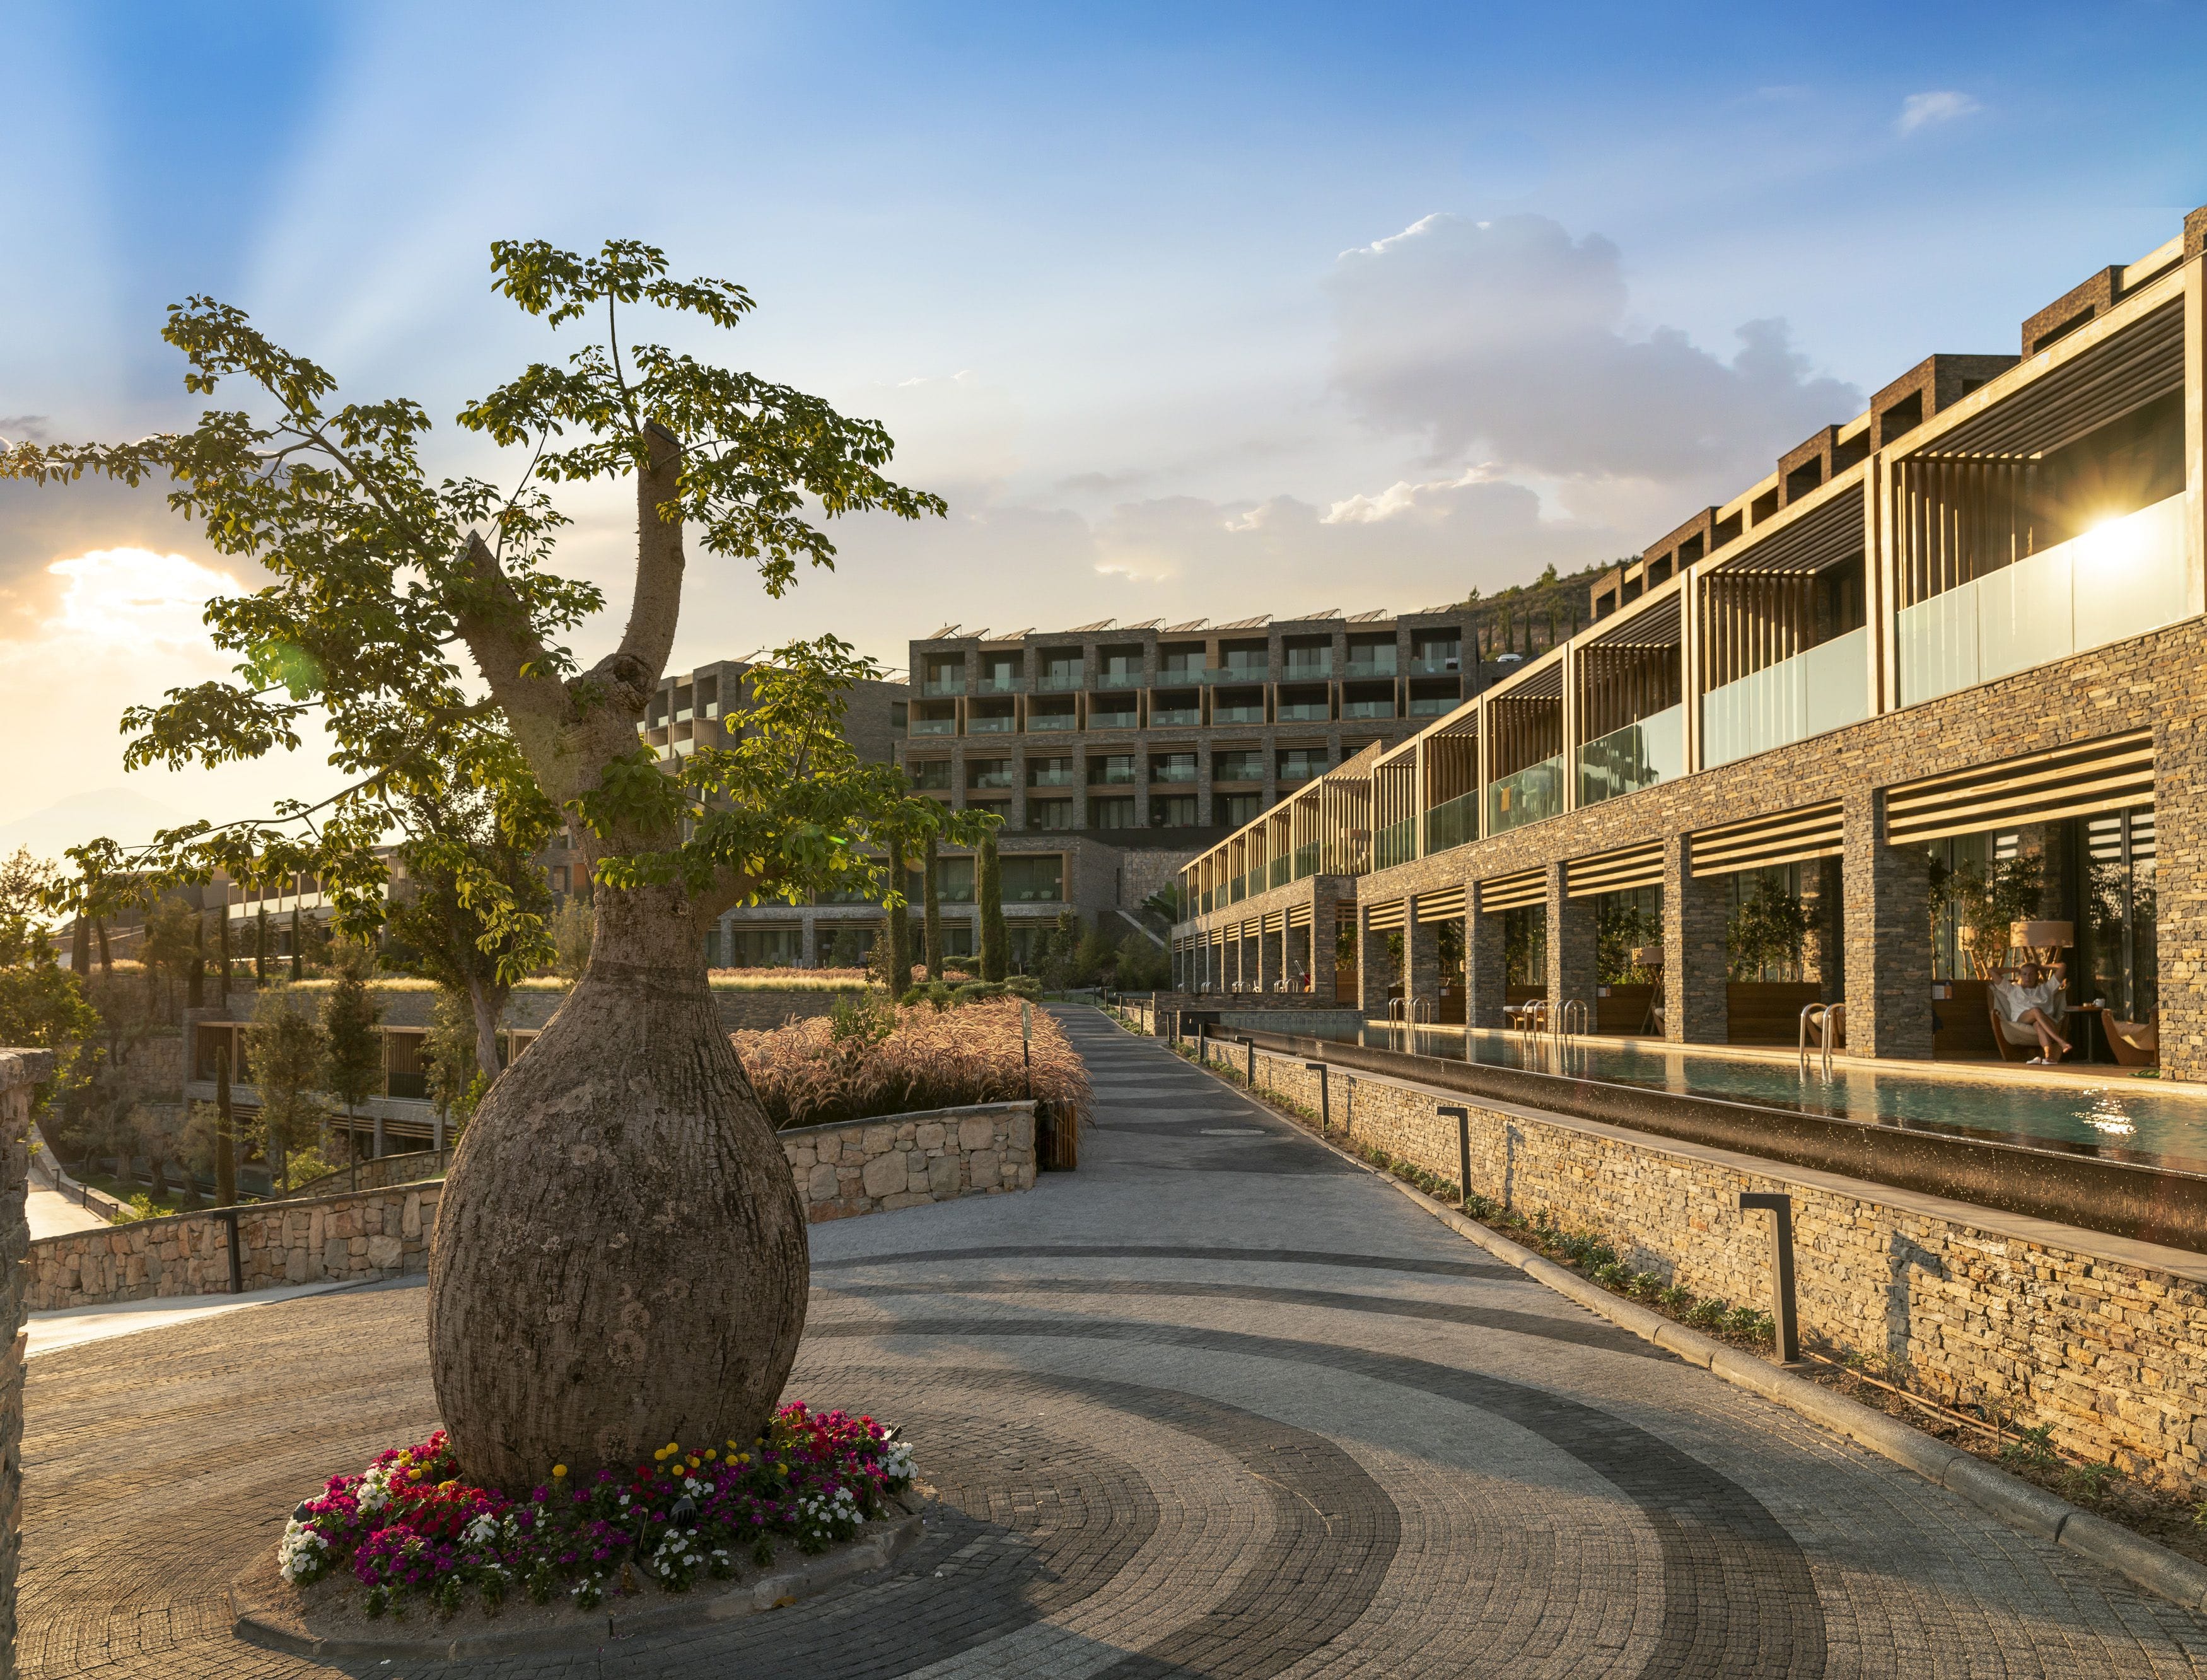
[1090,767,1138,786]
[1213,700,1264,724]
[969,715,1017,735]
[1151,704,1199,725]
[1409,653,1460,676]
[1095,668,1143,689]
[920,677,965,697]
[1151,763,1197,783]
[909,716,957,736]
[1269,855,1290,888]
[969,770,1017,790]
[673,706,692,723]
[1293,841,1319,880]
[1577,704,1683,808]
[1341,696,1394,720]
[1702,627,1868,769]
[976,674,1022,694]
[1282,656,1333,680]
[1087,708,1138,732]
[1204,665,1267,684]
[1036,667,1083,691]
[1423,789,1478,855]
[1156,664,1202,684]
[1028,710,1076,732]
[1344,656,1398,679]
[1276,699,1329,722]
[1898,493,2190,707]
[1028,767,1075,787]
[1407,694,1458,718]
[1486,755,1564,836]
[1374,815,1417,870]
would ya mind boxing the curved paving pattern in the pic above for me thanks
[20,1006,2207,1676]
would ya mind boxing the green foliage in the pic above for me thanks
[1933,851,2047,979]
[424,991,486,1133]
[246,990,329,1182]
[2000,1423,2060,1471]
[322,942,385,1118]
[0,959,100,1117]
[1727,875,1813,981]
[0,848,57,967]
[1597,894,1660,984]
[827,993,895,1047]
[977,833,1006,983]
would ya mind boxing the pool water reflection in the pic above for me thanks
[1317,1022,2207,1171]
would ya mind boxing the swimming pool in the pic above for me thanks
[1310,1021,2207,1173]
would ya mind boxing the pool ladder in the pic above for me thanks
[1387,996,1434,1053]
[1798,1002,1846,1079]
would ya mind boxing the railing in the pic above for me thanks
[1293,841,1320,880]
[1283,658,1333,679]
[1028,770,1075,787]
[1203,667,1267,684]
[1151,764,1197,782]
[1576,704,1684,808]
[1037,668,1083,690]
[1341,699,1394,719]
[1423,789,1478,855]
[1150,706,1199,725]
[1090,769,1138,786]
[920,677,965,696]
[1096,669,1143,689]
[1375,815,1418,870]
[910,717,956,735]
[1409,655,1460,675]
[1407,695,1459,716]
[1486,755,1564,835]
[970,772,1017,790]
[1344,658,1397,679]
[1088,708,1139,730]
[1277,701,1329,721]
[976,675,1022,694]
[673,707,692,723]
[1269,856,1290,887]
[1028,712,1075,731]
[1214,703,1265,723]
[1899,493,2189,707]
[1213,762,1263,783]
[1702,626,1868,768]
[968,715,1015,733]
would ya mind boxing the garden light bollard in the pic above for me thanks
[217,1207,244,1295]
[1438,1105,1470,1208]
[1244,1036,1256,1086]
[1304,1062,1329,1128]
[1738,1191,1802,1364]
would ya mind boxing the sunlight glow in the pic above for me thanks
[45,548,240,646]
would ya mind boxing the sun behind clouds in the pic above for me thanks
[42,547,240,646]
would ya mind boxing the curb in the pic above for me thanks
[1176,1043,2207,1618]
[231,1508,925,1659]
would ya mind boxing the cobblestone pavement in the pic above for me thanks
[23,1006,2207,1677]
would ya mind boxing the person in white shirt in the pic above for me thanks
[1992,961,2071,1064]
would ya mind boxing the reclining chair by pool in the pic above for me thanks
[1987,965,2069,1065]
[2107,1015,2159,1068]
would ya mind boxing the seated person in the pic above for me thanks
[1991,962,2071,1063]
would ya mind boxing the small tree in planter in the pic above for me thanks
[322,942,384,1159]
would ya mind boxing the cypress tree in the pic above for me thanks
[885,836,912,994]
[289,901,303,981]
[978,831,1007,981]
[255,904,269,986]
[217,898,232,1006]
[922,832,943,980]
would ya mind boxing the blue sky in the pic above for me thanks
[3,0,2204,843]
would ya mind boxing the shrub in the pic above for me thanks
[1686,1298,1730,1329]
[733,999,1090,1131]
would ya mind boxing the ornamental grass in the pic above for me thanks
[731,998,1090,1133]
[278,1405,914,1619]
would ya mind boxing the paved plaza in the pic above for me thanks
[21,1007,2207,1676]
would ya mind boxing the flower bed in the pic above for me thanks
[277,1403,915,1619]
[734,997,1090,1133]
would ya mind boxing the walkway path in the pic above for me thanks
[20,1006,2207,1676]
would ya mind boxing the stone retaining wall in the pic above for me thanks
[1191,1032,2207,1493]
[279,1147,451,1201]
[26,1182,440,1312]
[779,1101,1038,1222]
[1,1049,50,1679]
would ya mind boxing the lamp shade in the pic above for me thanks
[1629,945,1663,967]
[2011,919,2073,950]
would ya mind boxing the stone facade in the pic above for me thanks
[0,1049,50,1680]
[26,1181,441,1312]
[1191,1033,2207,1491]
[779,1100,1039,1222]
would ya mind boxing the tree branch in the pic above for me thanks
[610,421,685,696]
[451,531,573,756]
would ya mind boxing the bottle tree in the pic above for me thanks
[5,239,982,1490]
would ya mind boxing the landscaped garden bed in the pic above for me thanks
[257,1403,919,1643]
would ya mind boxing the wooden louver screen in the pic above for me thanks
[1479,869,1546,912]
[1884,731,2153,846]
[1415,884,1467,922]
[1567,840,1664,898]
[1287,902,1312,928]
[1692,802,1844,877]
[1364,899,1407,931]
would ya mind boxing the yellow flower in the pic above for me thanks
[653,1447,668,1461]
[552,1465,568,1478]
[667,1442,681,1455]
[704,1449,717,1461]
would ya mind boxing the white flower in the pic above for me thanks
[277,1519,330,1582]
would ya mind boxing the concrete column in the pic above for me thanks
[1358,902,1391,1012]
[1310,885,1341,1001]
[801,913,820,969]
[1259,918,1283,992]
[1663,834,1729,1043]
[2157,716,2207,1081]
[1465,899,1506,1028]
[1545,863,1597,1026]
[1843,787,1933,1059]
[1404,901,1439,1015]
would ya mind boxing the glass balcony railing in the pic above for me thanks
[1341,698,1394,719]
[920,677,965,696]
[1213,702,1264,723]
[1091,767,1138,786]
[673,707,692,723]
[1283,657,1333,679]
[1204,666,1267,684]
[976,674,1022,693]
[1344,657,1397,679]
[1702,626,1869,769]
[1486,755,1564,836]
[1898,494,2189,708]
[1037,667,1082,690]
[1269,856,1290,888]
[968,715,1015,733]
[910,717,957,735]
[1409,653,1461,675]
[1028,770,1075,787]
[969,773,1016,790]
[1095,668,1143,689]
[1407,694,1459,718]
[1152,708,1199,727]
[1277,701,1329,721]
[1576,704,1684,808]
[1293,841,1319,880]
[1028,714,1076,733]
[1374,816,1418,870]
[1422,789,1478,855]
[1151,764,1197,783]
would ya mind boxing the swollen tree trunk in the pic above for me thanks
[428,880,808,1490]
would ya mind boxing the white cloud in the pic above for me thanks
[1325,213,1860,498]
[1895,91,1982,136]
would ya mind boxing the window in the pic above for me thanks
[1089,696,1138,729]
[909,702,956,735]
[1213,689,1264,724]
[1158,643,1203,678]
[979,654,1020,692]
[1278,749,1329,781]
[1028,699,1076,732]
[1002,856,1063,902]
[923,655,965,696]
[1150,691,1199,725]
[1214,750,1264,782]
[1092,796,1138,829]
[907,759,952,790]
[1037,650,1082,689]
[1218,793,1262,827]
[1026,757,1074,786]
[1411,634,1460,674]
[1150,753,1196,783]
[933,856,975,902]
[1098,646,1142,687]
[1089,754,1137,785]
[891,701,908,730]
[968,699,1016,733]
[726,925,803,967]
[967,759,1015,790]
[1151,796,1197,827]
[1027,799,1074,830]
